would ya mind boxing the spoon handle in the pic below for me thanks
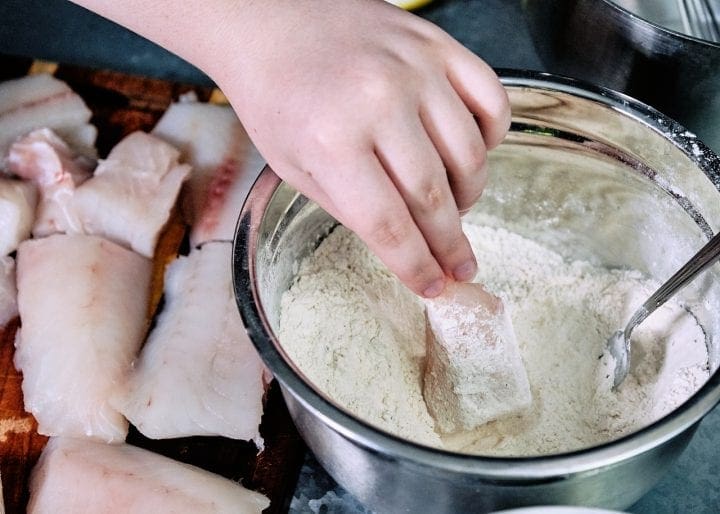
[633,231,720,329]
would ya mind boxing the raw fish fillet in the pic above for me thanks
[152,101,264,246]
[423,282,532,433]
[0,178,37,255]
[0,256,17,328]
[73,131,191,257]
[15,234,152,442]
[28,437,270,514]
[117,242,266,445]
[7,128,92,237]
[0,74,96,167]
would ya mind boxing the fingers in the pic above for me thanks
[445,45,511,151]
[374,112,477,284]
[419,81,488,214]
[314,152,447,298]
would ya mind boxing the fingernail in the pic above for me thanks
[422,278,446,298]
[453,260,477,282]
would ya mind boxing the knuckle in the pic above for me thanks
[353,59,408,107]
[407,264,441,290]
[457,144,487,179]
[456,190,483,213]
[304,117,344,151]
[359,74,397,105]
[395,255,443,294]
[438,233,468,262]
[485,92,512,148]
[364,214,414,250]
[422,183,447,211]
[414,181,449,213]
[451,154,488,212]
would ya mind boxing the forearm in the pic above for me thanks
[69,0,259,81]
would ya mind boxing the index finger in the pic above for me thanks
[313,153,447,298]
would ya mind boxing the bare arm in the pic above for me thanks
[71,0,511,297]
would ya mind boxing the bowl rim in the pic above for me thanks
[232,69,720,479]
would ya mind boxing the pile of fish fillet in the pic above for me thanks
[0,73,271,513]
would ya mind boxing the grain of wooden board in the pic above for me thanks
[0,54,306,513]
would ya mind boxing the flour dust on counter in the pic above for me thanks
[278,218,710,456]
[290,452,371,514]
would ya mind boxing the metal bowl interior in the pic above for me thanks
[233,71,720,510]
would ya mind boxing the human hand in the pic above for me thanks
[213,0,510,297]
[72,0,511,297]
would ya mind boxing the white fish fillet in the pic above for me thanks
[73,131,191,257]
[0,256,17,328]
[152,101,264,246]
[0,178,37,255]
[423,282,532,433]
[15,234,152,442]
[117,242,266,445]
[0,74,97,168]
[28,437,270,514]
[7,128,92,237]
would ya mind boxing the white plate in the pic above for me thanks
[493,508,627,514]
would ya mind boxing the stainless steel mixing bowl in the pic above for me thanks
[523,0,720,153]
[233,70,720,513]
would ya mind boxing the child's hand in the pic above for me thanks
[73,0,511,297]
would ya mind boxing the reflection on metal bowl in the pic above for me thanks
[233,71,720,513]
[522,0,720,153]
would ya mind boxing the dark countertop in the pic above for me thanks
[1,1,718,512]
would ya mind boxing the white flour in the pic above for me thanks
[278,220,710,456]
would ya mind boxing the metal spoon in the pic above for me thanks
[608,230,720,389]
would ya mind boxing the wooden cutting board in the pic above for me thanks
[0,54,305,514]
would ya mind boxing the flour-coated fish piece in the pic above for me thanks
[423,281,532,433]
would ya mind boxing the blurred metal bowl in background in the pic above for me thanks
[523,0,720,153]
[615,0,720,40]
[233,71,720,513]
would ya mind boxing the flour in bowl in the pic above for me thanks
[278,219,710,456]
